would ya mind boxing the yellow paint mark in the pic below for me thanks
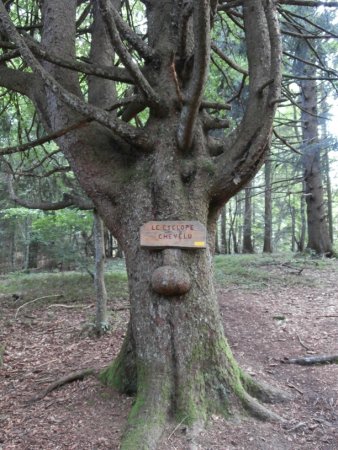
[194,242,205,247]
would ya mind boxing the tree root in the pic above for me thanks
[240,371,293,404]
[282,354,338,365]
[239,389,285,422]
[26,367,98,403]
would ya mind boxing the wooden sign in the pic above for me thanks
[140,221,207,249]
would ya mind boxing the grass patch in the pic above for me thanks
[0,262,129,306]
[214,253,336,289]
[0,254,336,308]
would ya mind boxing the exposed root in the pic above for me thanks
[240,389,285,422]
[121,408,168,450]
[240,371,293,403]
[120,370,172,450]
[27,367,97,403]
[100,322,137,395]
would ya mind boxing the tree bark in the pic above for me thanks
[242,182,254,253]
[93,210,109,335]
[297,43,332,256]
[0,0,286,447]
[221,206,228,254]
[263,156,273,253]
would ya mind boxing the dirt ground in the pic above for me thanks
[1,261,338,449]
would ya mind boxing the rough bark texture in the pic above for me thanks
[0,0,286,447]
[297,44,332,256]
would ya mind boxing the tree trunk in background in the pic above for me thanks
[9,222,16,270]
[263,156,273,253]
[323,149,334,245]
[93,210,109,335]
[115,241,124,258]
[215,224,220,254]
[298,45,332,255]
[221,206,227,254]
[290,204,296,252]
[298,185,306,252]
[27,240,39,269]
[242,183,254,253]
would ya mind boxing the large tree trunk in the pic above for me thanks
[0,0,286,447]
[98,153,285,447]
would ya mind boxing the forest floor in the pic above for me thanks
[0,254,338,450]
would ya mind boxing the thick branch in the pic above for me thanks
[98,0,162,112]
[210,0,282,204]
[0,66,37,97]
[0,37,134,83]
[0,4,151,150]
[177,0,211,150]
[109,3,154,61]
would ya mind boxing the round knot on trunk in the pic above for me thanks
[151,265,191,296]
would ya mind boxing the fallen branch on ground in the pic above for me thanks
[47,303,93,309]
[282,354,338,365]
[26,367,98,403]
[15,294,63,319]
[281,263,304,275]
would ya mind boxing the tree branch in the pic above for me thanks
[273,129,302,155]
[0,3,152,150]
[177,0,211,150]
[210,0,282,204]
[0,36,134,83]
[0,119,89,156]
[6,173,93,210]
[109,2,154,61]
[0,66,37,97]
[98,0,163,113]
[211,42,248,75]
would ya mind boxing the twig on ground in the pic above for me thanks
[15,294,63,319]
[286,421,307,432]
[281,263,304,275]
[296,334,311,351]
[286,383,304,395]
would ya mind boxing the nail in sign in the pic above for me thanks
[140,221,207,249]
